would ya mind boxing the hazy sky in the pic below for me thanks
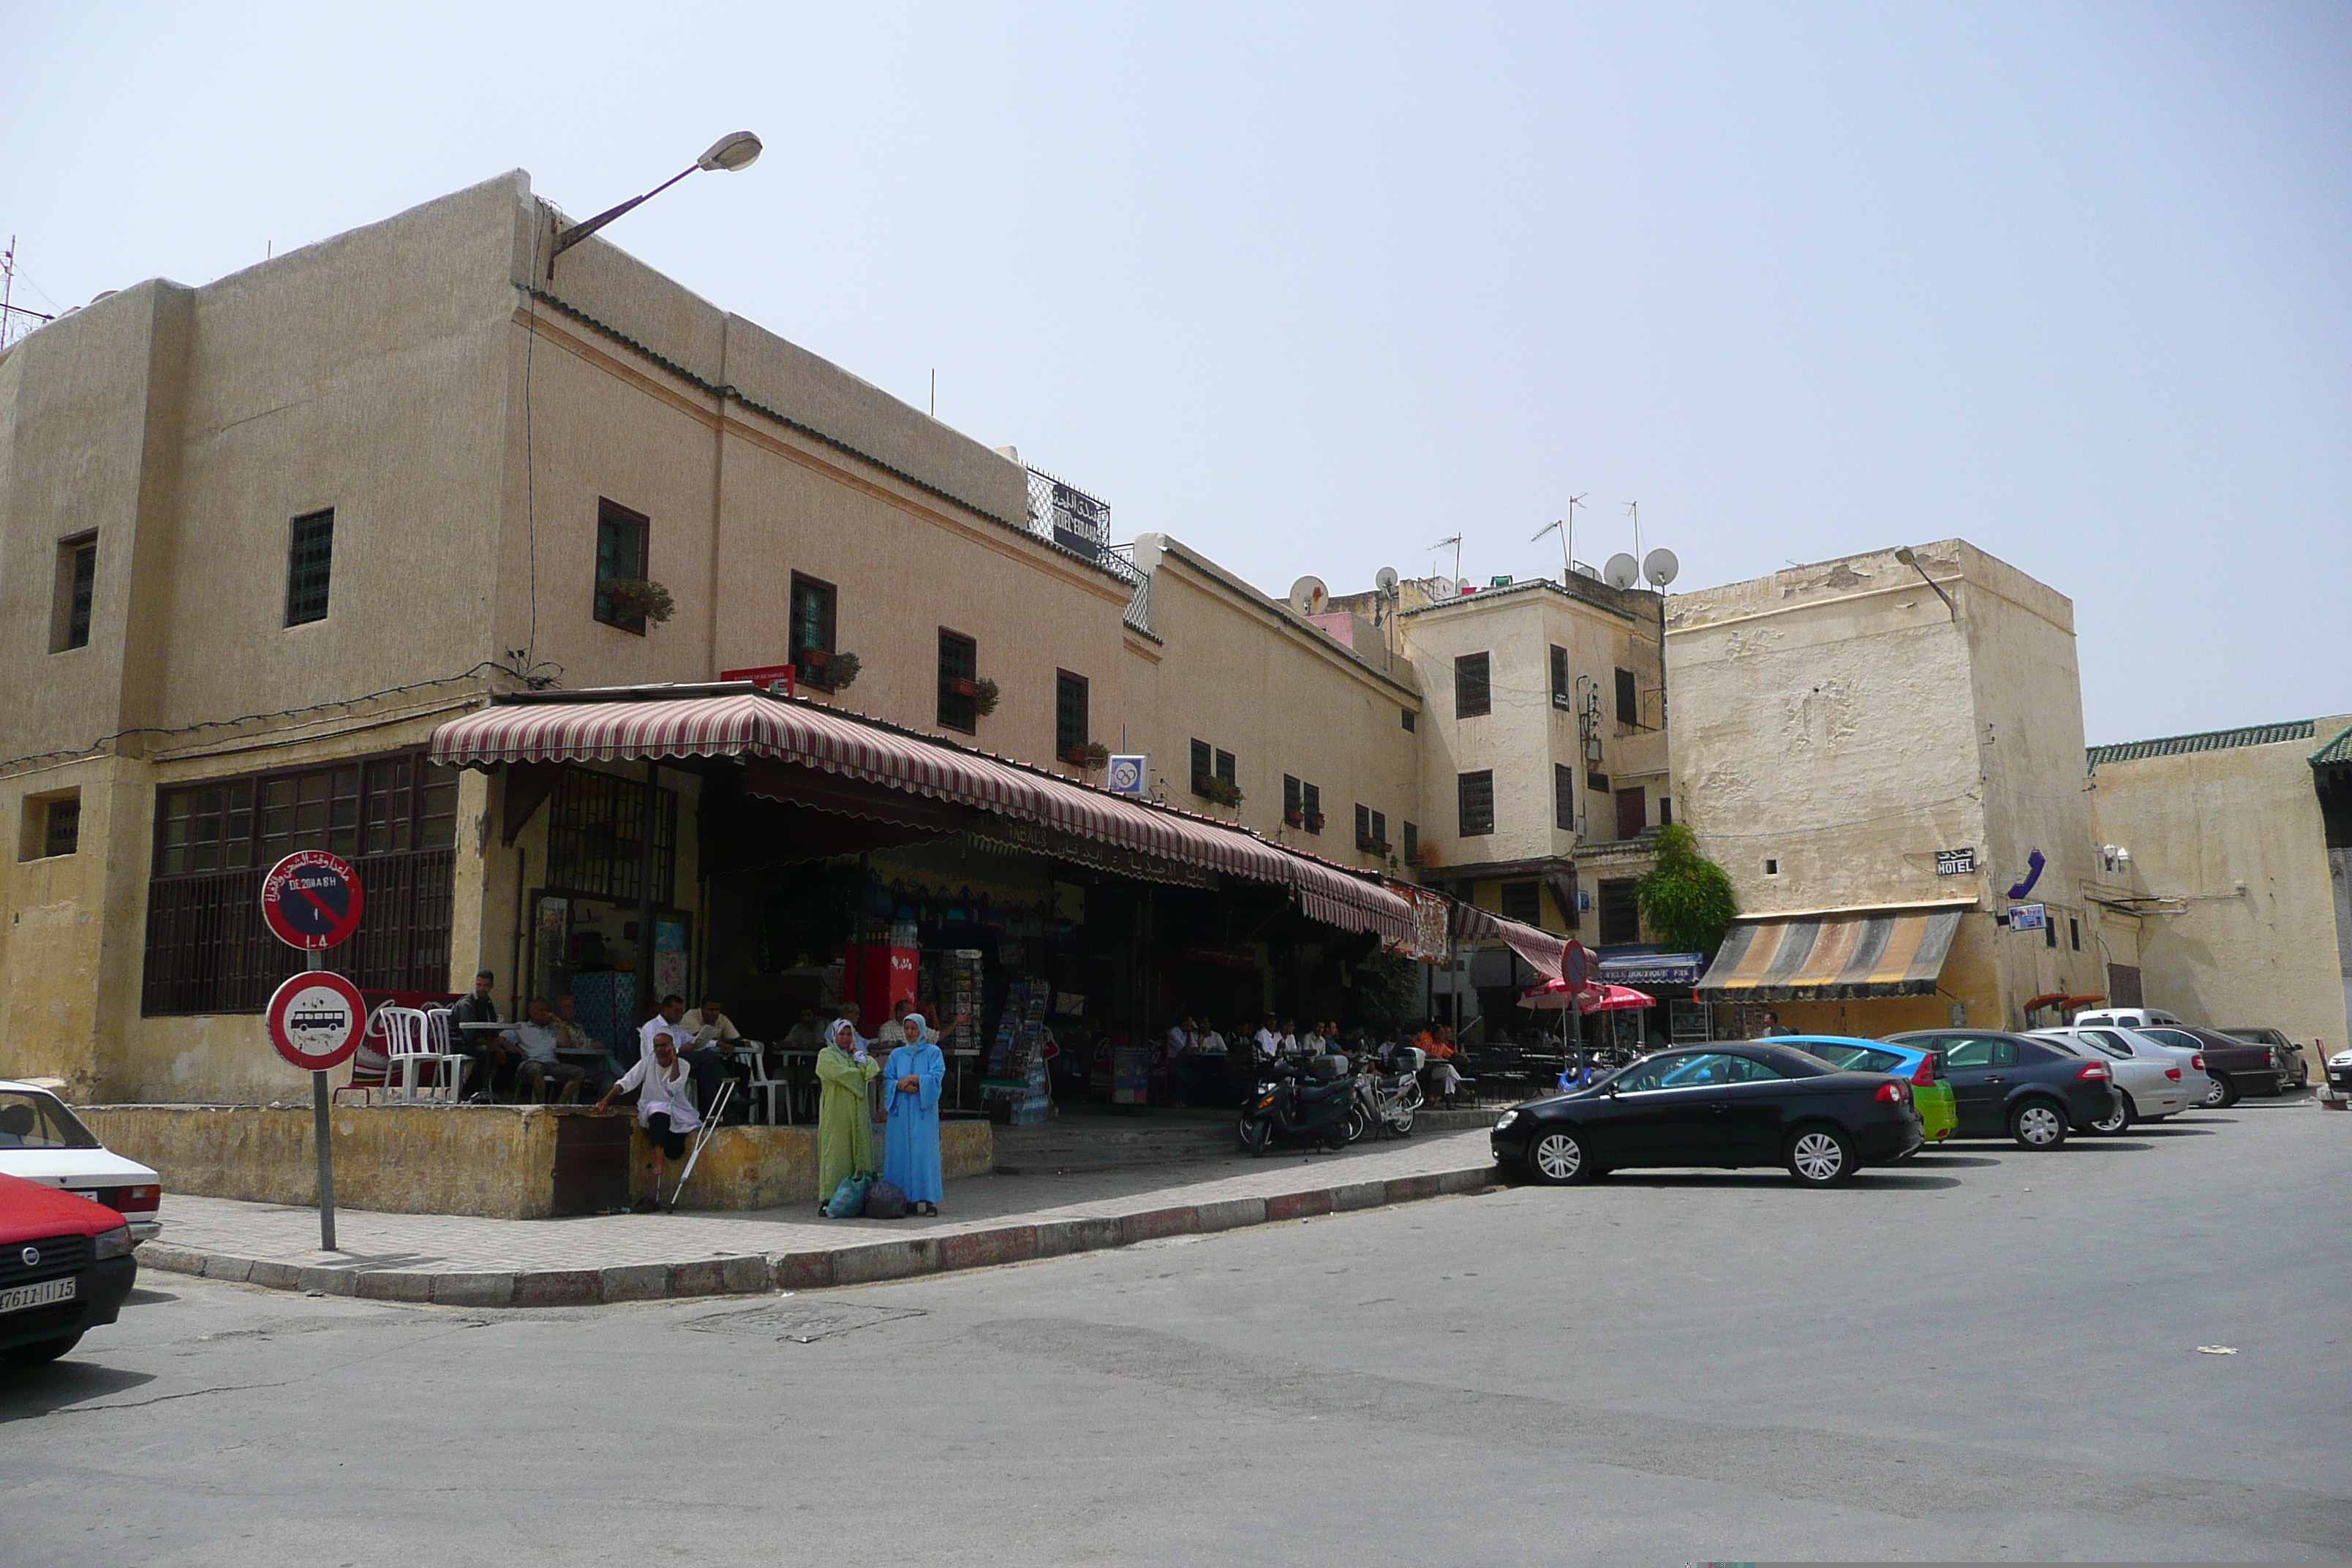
[7,3,2345,743]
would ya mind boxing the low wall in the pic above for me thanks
[79,1106,993,1221]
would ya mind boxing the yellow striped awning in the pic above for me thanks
[1695,905,1966,1002]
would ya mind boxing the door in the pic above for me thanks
[1605,1051,1741,1164]
[1707,1053,1797,1162]
[1615,787,1648,841]
[1938,1034,2017,1135]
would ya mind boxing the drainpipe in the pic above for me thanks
[636,760,660,1025]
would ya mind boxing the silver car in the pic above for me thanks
[2031,1028,2201,1128]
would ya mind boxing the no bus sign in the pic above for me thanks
[265,970,366,1071]
[261,851,365,951]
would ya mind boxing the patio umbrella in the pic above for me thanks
[1516,977,1592,1011]
[1586,984,1655,1013]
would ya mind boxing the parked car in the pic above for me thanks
[2220,1028,2309,1090]
[2132,1025,2288,1106]
[0,1172,139,1366]
[2070,1008,2185,1030]
[2327,1045,2352,1094]
[2029,1029,2191,1130]
[1491,1042,1923,1187]
[0,1082,163,1242]
[2052,1024,2214,1110]
[1776,1036,1957,1146]
[1881,1030,2119,1147]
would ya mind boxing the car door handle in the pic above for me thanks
[1985,1076,2005,1084]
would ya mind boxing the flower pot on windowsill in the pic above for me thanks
[946,676,979,697]
[1197,777,1242,809]
[1081,742,1110,771]
[1063,746,1094,767]
[1358,837,1392,856]
[1284,810,1305,829]
[1304,813,1325,834]
[973,677,1000,717]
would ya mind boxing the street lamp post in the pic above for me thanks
[548,131,764,274]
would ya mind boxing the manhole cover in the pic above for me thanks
[688,1300,926,1343]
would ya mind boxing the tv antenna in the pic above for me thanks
[1531,493,1587,583]
[1,238,56,350]
[1426,533,1463,587]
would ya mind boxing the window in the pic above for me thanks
[0,1088,100,1150]
[1615,786,1647,840]
[1355,803,1371,843]
[1616,1052,1702,1093]
[1763,857,1780,876]
[593,500,651,633]
[2069,916,2081,951]
[1301,782,1321,830]
[789,573,837,685]
[1401,821,1417,863]
[1455,653,1492,719]
[1941,1036,2018,1069]
[1216,750,1236,788]
[1615,666,1638,726]
[1598,878,1640,944]
[1550,645,1571,710]
[1660,796,1672,827]
[143,753,459,1016]
[1191,739,1213,793]
[1401,708,1416,732]
[1554,764,1576,832]
[20,791,80,862]
[1457,771,1494,837]
[1055,671,1089,760]
[937,629,979,732]
[2045,918,2057,949]
[1500,881,1542,925]
[543,766,678,905]
[1586,770,1610,795]
[53,532,97,652]
[1284,775,1303,821]
[1371,810,1387,848]
[284,509,334,627]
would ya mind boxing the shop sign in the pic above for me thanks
[1106,755,1147,794]
[2010,902,2047,932]
[1401,886,1450,965]
[720,664,796,696]
[1935,848,1977,875]
[1598,952,1705,987]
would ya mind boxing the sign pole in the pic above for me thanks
[306,948,338,1252]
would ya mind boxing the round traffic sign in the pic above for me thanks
[1561,941,1591,990]
[261,851,365,951]
[265,970,366,1071]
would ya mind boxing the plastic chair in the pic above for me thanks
[382,1006,464,1103]
[739,1044,785,1125]
[331,1006,397,1107]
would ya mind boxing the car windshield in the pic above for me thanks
[1797,1043,1896,1072]
[0,1090,102,1150]
[2220,1029,2280,1046]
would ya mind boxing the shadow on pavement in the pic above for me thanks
[1585,1171,1964,1191]
[0,1361,156,1417]
[1904,1153,2002,1167]
[124,1287,181,1305]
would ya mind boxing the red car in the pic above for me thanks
[0,1172,138,1366]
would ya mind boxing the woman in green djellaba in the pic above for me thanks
[815,1015,881,1211]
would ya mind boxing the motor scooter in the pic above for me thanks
[1238,1056,1354,1155]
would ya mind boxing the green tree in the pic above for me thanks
[1635,823,1738,955]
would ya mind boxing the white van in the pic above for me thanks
[2068,1007,2183,1030]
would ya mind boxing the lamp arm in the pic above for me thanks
[551,162,700,262]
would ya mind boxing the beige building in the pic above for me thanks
[0,171,1432,1104]
[2083,718,2352,1075]
[1668,540,2099,1036]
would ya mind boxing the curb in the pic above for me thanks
[138,1163,1501,1308]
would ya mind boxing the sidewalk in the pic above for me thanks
[140,1128,1502,1308]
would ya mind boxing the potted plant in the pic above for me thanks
[1284,809,1305,828]
[1201,775,1242,808]
[1081,741,1110,772]
[598,577,674,627]
[1357,835,1392,856]
[1304,811,1326,834]
[973,677,1000,717]
[823,650,860,691]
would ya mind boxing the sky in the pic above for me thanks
[5,2,2345,744]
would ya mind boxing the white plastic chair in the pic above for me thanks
[739,1044,783,1125]
[383,1006,464,1103]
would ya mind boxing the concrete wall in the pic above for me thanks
[2088,720,2352,1068]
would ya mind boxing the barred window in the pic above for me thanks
[938,630,979,733]
[1455,652,1491,719]
[594,500,650,633]
[1500,881,1542,926]
[53,533,97,652]
[1458,771,1495,837]
[1555,763,1577,831]
[543,768,678,905]
[285,510,334,626]
[1056,671,1089,758]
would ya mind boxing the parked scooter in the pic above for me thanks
[1344,1047,1422,1142]
[1240,1055,1354,1156]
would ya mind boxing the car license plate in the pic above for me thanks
[0,1276,77,1315]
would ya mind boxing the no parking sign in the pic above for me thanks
[261,851,365,951]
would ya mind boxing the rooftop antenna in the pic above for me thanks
[0,238,56,350]
[1623,501,1643,578]
[1426,533,1463,587]
[1531,493,1587,583]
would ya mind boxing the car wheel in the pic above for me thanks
[1,1331,83,1365]
[1526,1128,1594,1186]
[2089,1094,2133,1135]
[1785,1125,1855,1186]
[2011,1099,2069,1149]
[2203,1074,2239,1109]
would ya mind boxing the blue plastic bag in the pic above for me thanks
[823,1171,876,1218]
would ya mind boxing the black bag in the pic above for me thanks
[863,1178,908,1219]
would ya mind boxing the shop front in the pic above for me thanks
[1694,902,1971,1039]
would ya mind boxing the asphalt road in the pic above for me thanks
[7,1096,2348,1564]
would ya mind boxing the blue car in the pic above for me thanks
[1765,1035,1957,1145]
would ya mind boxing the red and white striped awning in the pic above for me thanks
[429,690,1412,941]
[1454,902,1569,981]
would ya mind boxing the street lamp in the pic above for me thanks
[549,132,764,272]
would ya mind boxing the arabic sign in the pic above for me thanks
[260,851,365,951]
[1935,848,1977,875]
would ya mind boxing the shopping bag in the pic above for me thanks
[824,1170,876,1218]
[862,1179,908,1220]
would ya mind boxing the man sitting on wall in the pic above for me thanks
[500,997,590,1104]
[680,996,747,1120]
[594,1033,702,1213]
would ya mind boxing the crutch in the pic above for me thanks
[665,1079,734,1214]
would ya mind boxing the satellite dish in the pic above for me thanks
[1427,576,1460,602]
[1643,547,1679,587]
[1288,576,1329,616]
[1375,566,1400,594]
[1603,553,1640,590]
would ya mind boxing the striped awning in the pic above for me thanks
[1696,905,1967,1001]
[429,690,1411,941]
[1453,903,1569,981]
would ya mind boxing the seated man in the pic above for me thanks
[500,997,589,1104]
[450,970,518,1099]
[594,1033,702,1213]
[680,995,747,1118]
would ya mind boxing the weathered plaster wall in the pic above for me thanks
[2088,720,2351,1070]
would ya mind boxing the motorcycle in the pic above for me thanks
[1239,1055,1355,1156]
[1344,1047,1422,1142]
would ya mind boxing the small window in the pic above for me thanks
[1550,645,1571,710]
[1215,750,1235,787]
[1190,739,1213,794]
[1371,810,1386,848]
[1615,666,1638,725]
[20,791,80,862]
[283,509,335,627]
[1554,764,1576,832]
[1455,653,1492,719]
[1401,821,1417,863]
[1586,770,1610,795]
[1354,803,1371,844]
[1284,775,1302,820]
[937,630,979,732]
[1659,796,1672,827]
[1302,781,1321,830]
[593,500,651,633]
[790,573,838,684]
[1615,786,1647,841]
[1055,671,1089,760]
[1598,878,1640,944]
[52,532,97,652]
[1401,708,1416,733]
[1763,858,1780,876]
[1499,881,1542,925]
[2068,916,2081,951]
[2045,918,2057,949]
[1457,771,1495,837]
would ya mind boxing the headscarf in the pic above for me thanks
[825,1017,860,1055]
[899,1012,929,1043]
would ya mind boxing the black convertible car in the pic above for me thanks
[1490,1042,1924,1186]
